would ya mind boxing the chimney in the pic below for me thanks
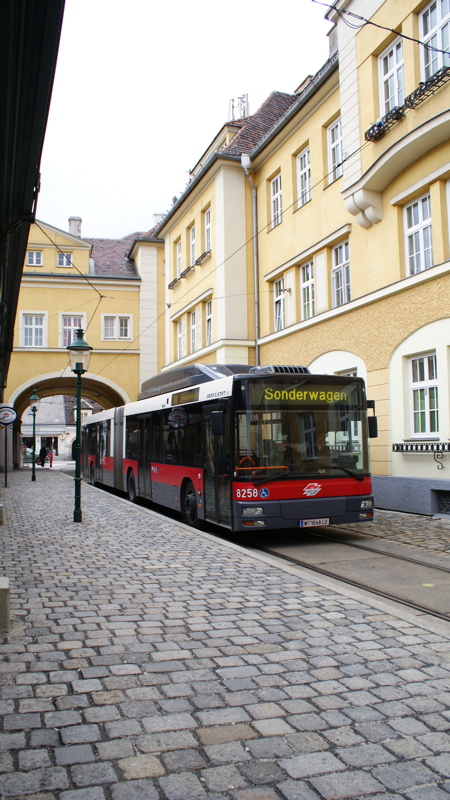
[68,216,82,237]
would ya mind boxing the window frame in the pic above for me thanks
[21,312,47,348]
[404,193,433,275]
[327,118,343,183]
[57,252,73,268]
[296,147,311,207]
[300,261,315,320]
[190,311,196,354]
[410,352,439,437]
[61,314,84,348]
[101,314,133,342]
[379,37,405,114]
[270,174,282,229]
[176,239,182,278]
[274,278,285,331]
[26,251,42,267]
[190,225,196,267]
[420,0,450,81]
[204,208,211,253]
[332,240,351,308]
[206,300,212,346]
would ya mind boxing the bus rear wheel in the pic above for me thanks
[127,470,137,503]
[182,481,198,527]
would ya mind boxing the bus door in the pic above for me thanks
[138,416,152,499]
[204,407,232,527]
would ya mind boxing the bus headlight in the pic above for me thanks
[242,507,264,516]
[360,500,373,509]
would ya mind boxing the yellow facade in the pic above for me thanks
[6,221,142,463]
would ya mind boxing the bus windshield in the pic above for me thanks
[233,377,369,482]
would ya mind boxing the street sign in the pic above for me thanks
[0,407,17,425]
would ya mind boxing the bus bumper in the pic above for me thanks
[232,495,374,531]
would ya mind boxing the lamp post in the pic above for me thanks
[66,328,92,522]
[29,388,40,482]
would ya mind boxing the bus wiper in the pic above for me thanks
[312,464,365,482]
[253,472,306,487]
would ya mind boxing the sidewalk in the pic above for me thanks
[1,468,450,800]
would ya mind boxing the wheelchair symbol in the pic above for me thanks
[259,488,270,499]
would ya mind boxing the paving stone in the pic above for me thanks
[309,769,386,798]
[277,780,326,800]
[0,766,69,795]
[201,763,248,791]
[160,747,208,771]
[158,772,206,799]
[373,761,440,791]
[61,788,106,800]
[280,751,346,779]
[111,780,159,800]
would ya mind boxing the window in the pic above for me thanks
[296,148,311,207]
[103,315,132,340]
[379,39,404,113]
[405,194,433,275]
[62,316,83,347]
[190,225,196,266]
[274,279,285,331]
[206,300,212,346]
[205,208,211,252]
[421,0,450,80]
[23,314,44,347]
[327,118,343,182]
[300,262,315,320]
[26,251,42,266]
[176,240,182,278]
[271,174,282,228]
[410,353,439,435]
[190,311,196,354]
[57,252,72,267]
[332,241,351,307]
[177,320,183,359]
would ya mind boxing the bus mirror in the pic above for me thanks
[211,410,224,436]
[368,416,378,438]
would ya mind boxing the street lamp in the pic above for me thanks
[29,388,40,482]
[66,328,92,522]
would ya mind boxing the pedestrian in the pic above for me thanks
[48,447,53,468]
[38,444,47,467]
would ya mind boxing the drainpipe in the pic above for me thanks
[241,154,260,367]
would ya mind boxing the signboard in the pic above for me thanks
[0,407,17,426]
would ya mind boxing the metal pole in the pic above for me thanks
[31,408,36,482]
[74,368,83,522]
[4,426,7,488]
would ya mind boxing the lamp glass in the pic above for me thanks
[67,329,93,372]
[29,388,40,412]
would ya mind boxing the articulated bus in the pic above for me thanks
[81,364,378,532]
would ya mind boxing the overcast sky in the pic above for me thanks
[37,0,332,240]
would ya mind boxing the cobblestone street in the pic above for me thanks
[1,468,450,800]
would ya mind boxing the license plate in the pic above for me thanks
[300,518,329,527]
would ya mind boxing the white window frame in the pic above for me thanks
[206,300,212,346]
[21,312,47,348]
[190,225,196,267]
[274,278,285,331]
[26,251,42,266]
[177,320,183,359]
[296,147,311,207]
[61,314,84,348]
[332,241,351,308]
[300,262,315,320]
[204,208,211,253]
[421,0,450,81]
[271,174,282,228]
[405,193,433,275]
[190,311,196,354]
[410,352,439,436]
[176,239,182,278]
[379,38,405,114]
[327,118,343,182]
[101,314,132,341]
[57,252,73,268]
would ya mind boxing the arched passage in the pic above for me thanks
[6,372,131,469]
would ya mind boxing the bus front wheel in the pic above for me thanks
[127,470,137,503]
[182,481,198,527]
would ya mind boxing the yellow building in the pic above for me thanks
[5,217,156,465]
[152,0,450,516]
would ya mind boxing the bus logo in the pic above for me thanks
[259,488,270,499]
[303,483,322,497]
